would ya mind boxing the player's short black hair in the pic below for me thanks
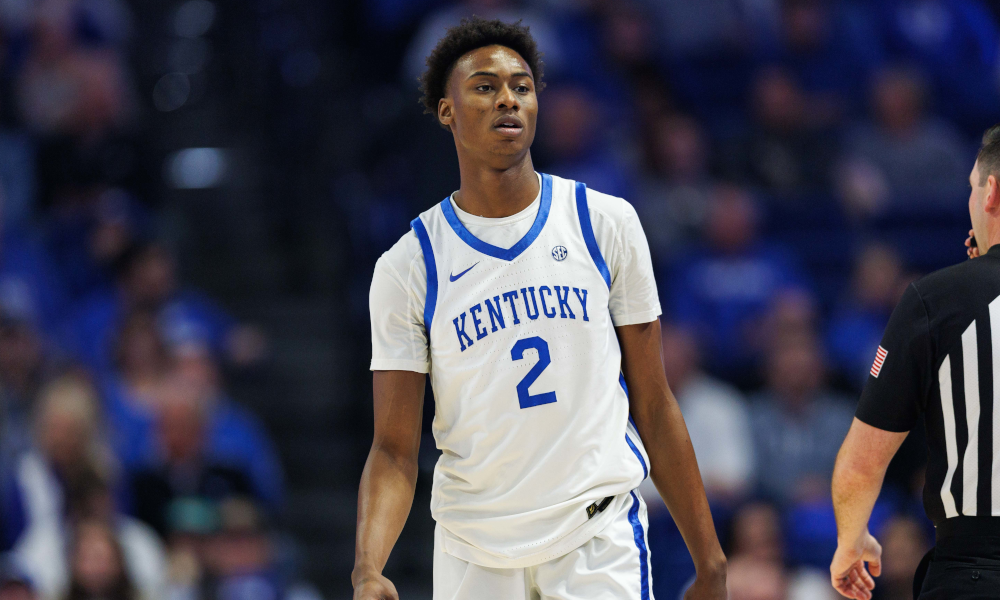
[978,123,1000,185]
[419,16,544,117]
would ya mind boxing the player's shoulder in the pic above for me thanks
[548,173,636,231]
[375,227,424,283]
[913,256,988,299]
[912,254,1000,313]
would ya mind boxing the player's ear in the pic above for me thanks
[438,97,453,128]
[988,174,1000,212]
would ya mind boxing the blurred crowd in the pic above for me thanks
[0,2,308,600]
[356,0,1000,597]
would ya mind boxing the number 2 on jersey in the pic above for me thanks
[510,336,557,409]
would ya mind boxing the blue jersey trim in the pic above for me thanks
[439,173,553,261]
[626,433,648,480]
[575,181,611,289]
[621,373,640,430]
[628,491,651,600]
[411,217,438,335]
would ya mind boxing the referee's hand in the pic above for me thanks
[967,229,981,259]
[830,531,881,600]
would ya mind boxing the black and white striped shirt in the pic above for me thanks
[856,245,1000,524]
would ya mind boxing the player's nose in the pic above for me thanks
[495,85,520,112]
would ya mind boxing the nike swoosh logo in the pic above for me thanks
[449,262,480,282]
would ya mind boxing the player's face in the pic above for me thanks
[970,161,987,247]
[439,45,537,163]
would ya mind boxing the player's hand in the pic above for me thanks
[353,571,399,600]
[683,564,727,600]
[830,531,881,600]
[967,229,980,259]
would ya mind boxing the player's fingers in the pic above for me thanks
[868,557,882,578]
[832,577,860,600]
[864,536,882,564]
[837,578,865,600]
[848,565,875,595]
[847,573,872,600]
[858,564,875,589]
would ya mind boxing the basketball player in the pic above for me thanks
[354,18,726,600]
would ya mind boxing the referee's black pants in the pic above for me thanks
[915,518,1000,599]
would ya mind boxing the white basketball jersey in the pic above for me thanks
[410,173,650,568]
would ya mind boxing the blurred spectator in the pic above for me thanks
[635,113,714,261]
[0,224,68,341]
[0,314,46,486]
[726,558,787,600]
[0,564,37,600]
[66,520,136,600]
[126,348,284,531]
[201,498,281,600]
[166,344,283,511]
[727,503,838,600]
[667,187,808,382]
[161,497,218,600]
[759,290,820,354]
[658,322,754,500]
[6,375,114,545]
[15,2,130,137]
[722,67,838,194]
[46,189,147,305]
[159,496,285,600]
[5,375,167,600]
[67,472,165,600]
[838,66,969,216]
[874,0,1000,132]
[758,0,884,118]
[598,2,657,80]
[749,335,854,505]
[729,503,783,563]
[63,242,266,377]
[874,515,931,600]
[102,310,169,469]
[536,85,632,198]
[827,244,909,388]
[127,373,255,538]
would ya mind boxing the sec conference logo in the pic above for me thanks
[552,246,568,261]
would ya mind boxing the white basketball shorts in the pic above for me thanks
[433,489,654,600]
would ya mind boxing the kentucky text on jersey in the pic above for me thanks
[451,286,590,351]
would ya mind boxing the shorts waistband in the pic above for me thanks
[936,517,1000,542]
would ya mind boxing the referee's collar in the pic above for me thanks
[989,244,1000,257]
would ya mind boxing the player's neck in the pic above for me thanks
[454,153,539,219]
[985,222,1000,254]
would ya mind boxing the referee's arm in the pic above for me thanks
[830,284,931,600]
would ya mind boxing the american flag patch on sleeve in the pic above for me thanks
[871,345,888,378]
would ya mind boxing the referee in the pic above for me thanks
[830,123,1000,600]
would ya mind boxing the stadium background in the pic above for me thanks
[0,0,998,599]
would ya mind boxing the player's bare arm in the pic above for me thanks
[353,370,426,600]
[617,319,727,599]
[829,419,907,600]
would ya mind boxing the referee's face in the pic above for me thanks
[970,160,992,254]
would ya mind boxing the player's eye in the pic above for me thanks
[515,85,529,93]
[476,84,492,92]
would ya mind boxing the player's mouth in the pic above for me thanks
[493,115,524,137]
